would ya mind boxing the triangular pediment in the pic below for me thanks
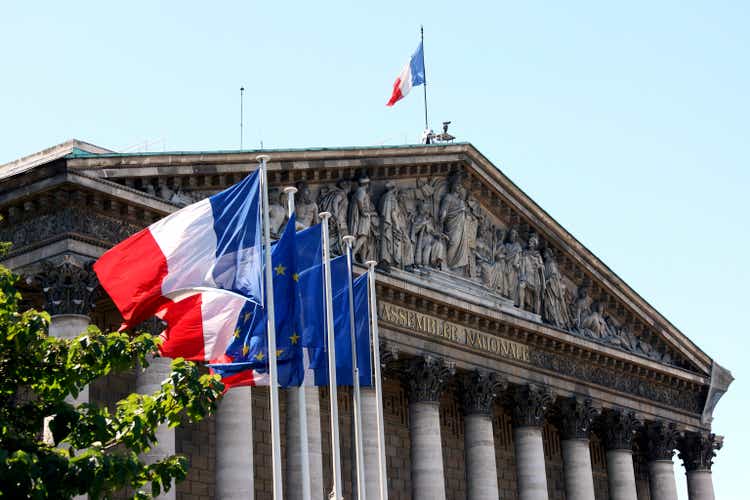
[0,142,713,379]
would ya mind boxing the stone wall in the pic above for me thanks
[440,389,466,499]
[543,422,565,500]
[590,434,610,500]
[493,405,519,499]
[176,416,216,500]
[383,378,412,499]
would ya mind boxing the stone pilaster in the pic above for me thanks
[678,432,723,500]
[599,409,641,500]
[404,356,451,500]
[644,421,680,500]
[459,371,506,500]
[508,385,553,500]
[557,397,598,500]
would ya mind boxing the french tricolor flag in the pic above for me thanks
[386,41,425,106]
[94,170,263,329]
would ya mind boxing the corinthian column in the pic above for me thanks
[644,421,680,500]
[216,387,254,499]
[403,356,451,500]
[136,356,176,500]
[557,397,598,500]
[599,409,640,500]
[285,386,324,499]
[37,258,98,407]
[678,432,723,500]
[509,384,553,500]
[459,371,507,500]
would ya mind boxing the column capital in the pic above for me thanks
[678,431,723,472]
[36,258,98,316]
[458,370,507,416]
[557,397,599,440]
[598,408,641,451]
[644,420,680,461]
[508,384,553,428]
[403,355,452,403]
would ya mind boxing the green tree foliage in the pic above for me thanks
[0,262,224,498]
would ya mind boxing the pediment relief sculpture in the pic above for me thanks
[117,168,681,368]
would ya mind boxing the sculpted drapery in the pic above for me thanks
[439,179,470,272]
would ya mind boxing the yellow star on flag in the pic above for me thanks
[292,272,299,282]
[289,332,300,345]
[243,312,251,323]
[254,351,265,361]
[274,263,286,276]
[242,344,249,356]
[233,328,240,338]
[276,349,284,357]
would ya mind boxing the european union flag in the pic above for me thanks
[312,273,372,387]
[222,215,304,386]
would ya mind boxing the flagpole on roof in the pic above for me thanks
[366,260,389,500]
[344,236,366,500]
[285,186,313,500]
[421,25,429,132]
[257,154,284,499]
[320,211,344,500]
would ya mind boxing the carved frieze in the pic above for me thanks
[458,370,507,416]
[0,207,141,253]
[678,432,723,472]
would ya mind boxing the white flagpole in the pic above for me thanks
[284,186,312,500]
[257,154,284,499]
[320,211,343,500]
[365,260,388,500]
[344,236,366,500]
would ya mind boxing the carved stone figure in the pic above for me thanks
[581,301,610,339]
[606,323,639,352]
[473,220,494,287]
[268,188,287,239]
[318,179,351,254]
[348,177,379,263]
[438,175,470,273]
[379,181,409,270]
[542,248,571,328]
[465,197,482,278]
[518,233,545,314]
[570,285,592,331]
[504,228,523,303]
[489,228,508,296]
[294,181,319,229]
[410,200,447,270]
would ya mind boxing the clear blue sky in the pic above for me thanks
[2,1,748,497]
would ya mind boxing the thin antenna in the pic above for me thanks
[421,25,429,132]
[240,86,245,149]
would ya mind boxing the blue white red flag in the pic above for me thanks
[94,171,263,328]
[386,41,425,106]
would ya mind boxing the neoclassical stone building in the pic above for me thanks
[0,140,732,500]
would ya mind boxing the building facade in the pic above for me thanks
[0,140,733,500]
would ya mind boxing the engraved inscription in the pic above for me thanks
[378,302,530,363]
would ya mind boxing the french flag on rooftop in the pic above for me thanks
[386,41,425,107]
[93,170,263,329]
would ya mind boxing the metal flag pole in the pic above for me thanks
[257,154,284,499]
[343,235,366,500]
[365,260,389,500]
[285,186,312,500]
[420,26,428,132]
[320,212,344,500]
[240,86,245,149]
